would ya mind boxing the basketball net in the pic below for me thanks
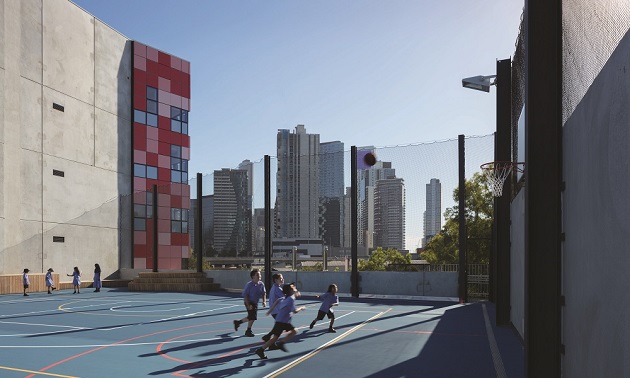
[480,162,524,197]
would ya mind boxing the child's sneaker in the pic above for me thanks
[328,328,337,333]
[255,348,267,359]
[309,321,315,329]
[245,330,255,337]
[233,320,240,331]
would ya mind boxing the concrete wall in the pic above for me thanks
[510,188,525,339]
[561,20,630,378]
[123,269,460,298]
[0,0,132,276]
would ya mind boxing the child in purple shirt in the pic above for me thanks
[233,269,266,337]
[309,284,339,332]
[255,283,305,359]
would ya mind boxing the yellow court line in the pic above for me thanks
[0,365,77,378]
[265,308,393,378]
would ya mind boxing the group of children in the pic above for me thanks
[233,268,340,360]
[21,264,103,296]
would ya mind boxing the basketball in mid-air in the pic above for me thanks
[363,152,377,166]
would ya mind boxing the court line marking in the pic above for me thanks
[482,303,507,378]
[263,308,392,378]
[0,365,77,377]
[0,304,239,337]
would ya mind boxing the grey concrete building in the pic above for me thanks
[0,0,190,275]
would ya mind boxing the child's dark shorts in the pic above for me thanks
[24,284,29,289]
[316,310,334,320]
[247,304,258,321]
[270,322,294,337]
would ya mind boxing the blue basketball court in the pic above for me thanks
[0,289,523,377]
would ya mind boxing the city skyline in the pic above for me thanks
[72,0,523,176]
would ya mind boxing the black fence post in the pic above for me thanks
[458,135,467,303]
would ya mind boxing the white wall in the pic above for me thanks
[0,0,132,276]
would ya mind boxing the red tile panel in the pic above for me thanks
[181,135,190,148]
[158,51,170,66]
[146,153,158,167]
[147,139,158,154]
[158,167,170,182]
[146,46,159,62]
[133,136,146,151]
[134,42,147,58]
[134,68,146,84]
[133,96,146,111]
[147,72,159,88]
[134,150,146,164]
[133,244,147,258]
[158,141,171,156]
[133,56,146,71]
[171,195,182,208]
[134,123,147,141]
[158,115,170,130]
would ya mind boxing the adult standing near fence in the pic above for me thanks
[93,264,102,292]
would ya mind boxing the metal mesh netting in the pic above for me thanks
[184,134,494,261]
[562,1,630,125]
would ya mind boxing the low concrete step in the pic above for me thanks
[127,282,221,292]
[137,272,207,279]
[132,277,215,284]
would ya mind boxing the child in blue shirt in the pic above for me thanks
[255,283,305,359]
[233,269,266,337]
[309,284,339,332]
[261,273,284,342]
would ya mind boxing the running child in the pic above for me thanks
[309,284,339,333]
[233,268,266,337]
[255,283,306,359]
[262,273,284,342]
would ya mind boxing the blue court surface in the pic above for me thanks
[0,288,523,377]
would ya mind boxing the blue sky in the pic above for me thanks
[72,0,524,176]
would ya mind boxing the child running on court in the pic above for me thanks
[233,268,266,337]
[309,284,339,333]
[261,273,284,342]
[255,283,306,359]
[67,267,81,294]
[22,268,30,296]
[45,268,56,294]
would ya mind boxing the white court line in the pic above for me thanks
[482,303,507,378]
[102,304,239,330]
[0,336,232,349]
[264,308,391,378]
[110,306,190,313]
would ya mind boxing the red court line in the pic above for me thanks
[24,320,231,378]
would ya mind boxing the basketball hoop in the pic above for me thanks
[480,162,524,197]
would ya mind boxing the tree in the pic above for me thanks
[358,247,411,271]
[421,172,493,264]
[187,248,213,270]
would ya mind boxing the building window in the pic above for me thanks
[171,208,189,233]
[146,86,158,127]
[170,106,188,135]
[134,164,158,179]
[134,110,146,125]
